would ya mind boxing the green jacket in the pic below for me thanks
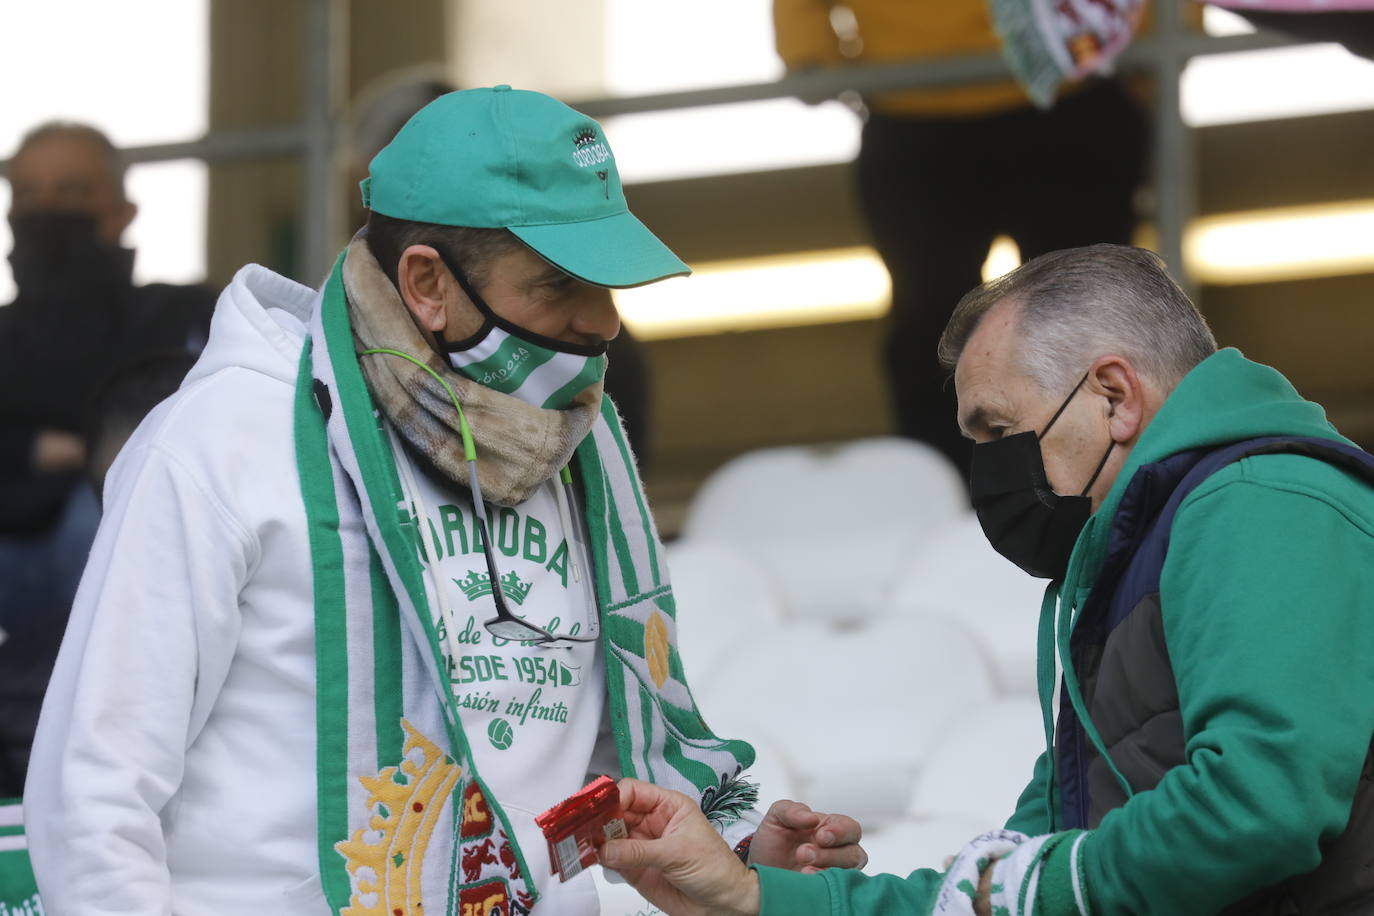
[756,349,1374,914]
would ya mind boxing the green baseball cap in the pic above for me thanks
[362,85,690,289]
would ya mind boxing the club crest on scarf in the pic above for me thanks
[459,780,536,914]
[335,720,535,915]
[336,720,462,915]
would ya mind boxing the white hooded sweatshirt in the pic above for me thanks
[23,265,626,915]
[26,266,330,914]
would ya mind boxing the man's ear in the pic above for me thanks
[1087,355,1147,446]
[396,244,450,334]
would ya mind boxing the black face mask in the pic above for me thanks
[8,211,133,301]
[434,247,609,359]
[969,373,1115,580]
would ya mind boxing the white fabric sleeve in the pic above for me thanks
[585,705,623,782]
[24,442,253,915]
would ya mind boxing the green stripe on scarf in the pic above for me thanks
[664,733,721,791]
[317,256,472,766]
[370,549,404,768]
[294,339,353,907]
[639,684,658,783]
[573,440,617,608]
[600,397,661,588]
[319,257,428,623]
[599,458,641,596]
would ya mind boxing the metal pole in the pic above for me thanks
[302,0,347,287]
[0,32,1289,173]
[1151,0,1195,288]
[571,31,1291,118]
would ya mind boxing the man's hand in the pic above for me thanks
[748,799,866,873]
[974,857,996,916]
[949,852,998,916]
[600,778,761,916]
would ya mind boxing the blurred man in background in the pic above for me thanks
[598,245,1374,916]
[773,0,1147,482]
[0,122,213,796]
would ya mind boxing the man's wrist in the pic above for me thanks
[725,867,761,916]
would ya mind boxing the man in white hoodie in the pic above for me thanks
[25,87,864,915]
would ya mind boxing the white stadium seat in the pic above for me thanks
[665,540,786,688]
[682,438,967,624]
[734,730,804,817]
[906,696,1047,828]
[887,513,1046,694]
[694,617,995,827]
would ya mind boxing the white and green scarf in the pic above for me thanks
[294,250,756,915]
[934,829,1090,916]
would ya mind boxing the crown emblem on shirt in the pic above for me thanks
[573,127,598,148]
[456,569,533,605]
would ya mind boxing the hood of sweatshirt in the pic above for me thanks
[182,264,318,389]
[1065,346,1353,602]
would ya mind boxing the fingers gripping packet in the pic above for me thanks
[535,775,627,882]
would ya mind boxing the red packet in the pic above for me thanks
[535,775,627,882]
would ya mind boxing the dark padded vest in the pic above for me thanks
[1054,437,1374,915]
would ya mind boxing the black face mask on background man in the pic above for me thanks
[969,372,1115,580]
[8,211,134,300]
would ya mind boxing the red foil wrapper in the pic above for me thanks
[535,775,627,882]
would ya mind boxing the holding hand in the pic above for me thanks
[748,799,866,873]
[600,780,870,916]
[600,778,761,916]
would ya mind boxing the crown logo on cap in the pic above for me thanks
[571,127,612,169]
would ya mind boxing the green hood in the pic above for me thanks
[1066,347,1351,595]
